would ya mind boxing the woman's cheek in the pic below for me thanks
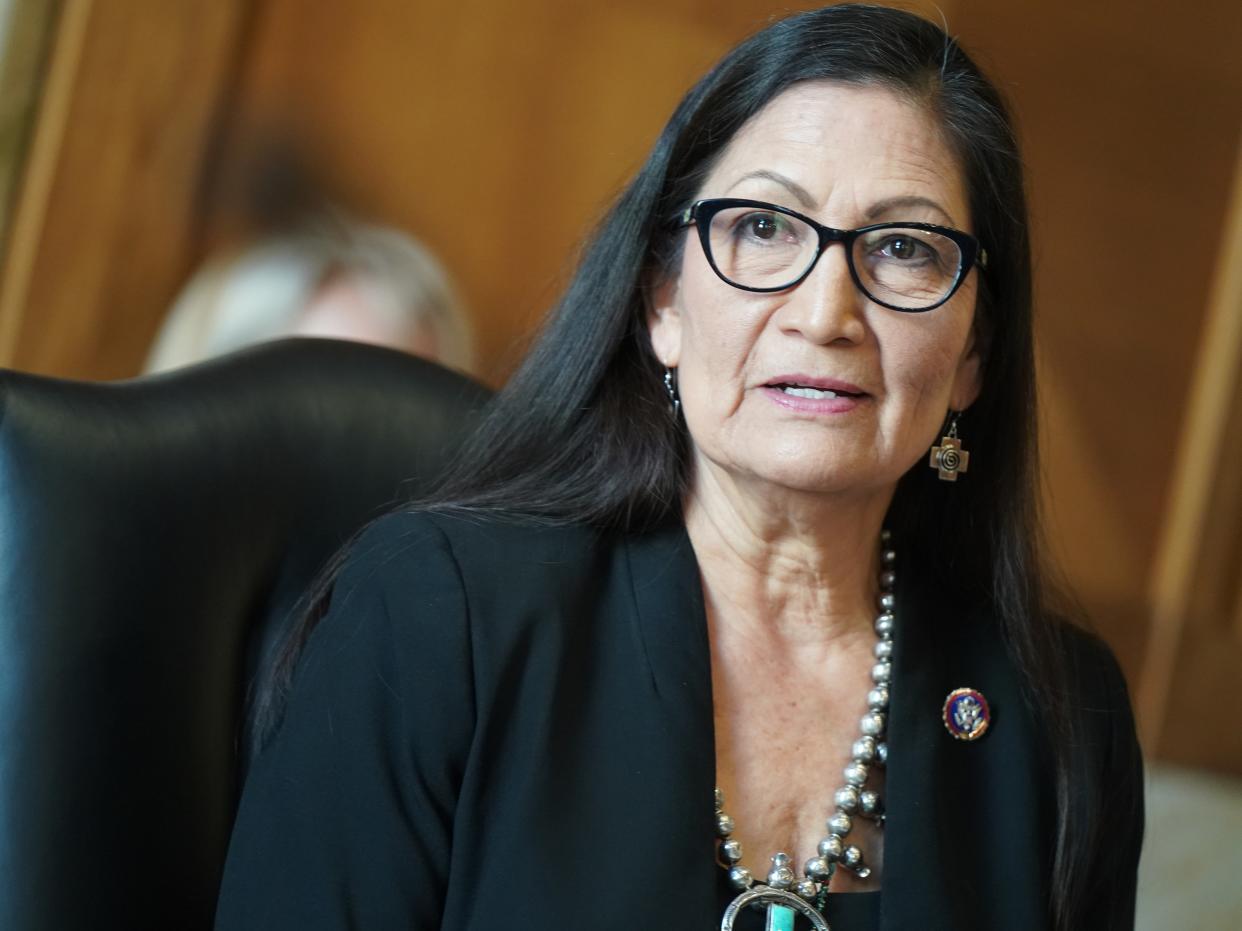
[889,324,969,394]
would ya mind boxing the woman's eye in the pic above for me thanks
[878,236,928,260]
[738,212,787,241]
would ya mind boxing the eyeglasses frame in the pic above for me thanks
[675,197,988,313]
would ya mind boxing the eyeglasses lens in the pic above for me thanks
[705,205,964,310]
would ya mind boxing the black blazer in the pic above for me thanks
[216,511,1143,930]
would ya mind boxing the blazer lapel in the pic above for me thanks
[622,523,720,917]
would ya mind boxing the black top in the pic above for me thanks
[216,511,1143,930]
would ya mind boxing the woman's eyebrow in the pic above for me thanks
[865,194,955,224]
[725,169,817,209]
[722,178,958,227]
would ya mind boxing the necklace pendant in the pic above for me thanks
[720,887,831,931]
[765,902,796,931]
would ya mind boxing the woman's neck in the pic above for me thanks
[684,462,894,659]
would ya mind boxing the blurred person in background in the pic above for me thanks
[144,214,474,375]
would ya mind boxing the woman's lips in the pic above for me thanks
[762,376,869,414]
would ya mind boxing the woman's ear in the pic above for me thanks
[646,275,682,368]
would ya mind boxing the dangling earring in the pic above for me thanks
[929,410,970,481]
[663,367,680,417]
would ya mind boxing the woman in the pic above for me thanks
[216,6,1143,929]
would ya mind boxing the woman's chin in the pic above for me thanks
[718,459,897,503]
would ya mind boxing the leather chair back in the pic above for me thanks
[0,339,490,930]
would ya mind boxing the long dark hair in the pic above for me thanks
[262,5,1092,925]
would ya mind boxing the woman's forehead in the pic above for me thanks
[703,81,970,227]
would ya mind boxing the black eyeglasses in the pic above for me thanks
[675,198,987,313]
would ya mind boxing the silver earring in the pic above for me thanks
[663,367,680,416]
[929,410,970,481]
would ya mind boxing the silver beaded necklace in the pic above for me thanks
[715,533,895,930]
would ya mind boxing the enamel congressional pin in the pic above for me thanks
[942,687,991,740]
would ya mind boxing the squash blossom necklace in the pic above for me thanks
[715,533,893,931]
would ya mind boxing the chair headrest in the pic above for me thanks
[0,338,490,927]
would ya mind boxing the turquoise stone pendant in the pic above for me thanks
[720,887,831,931]
[766,902,796,931]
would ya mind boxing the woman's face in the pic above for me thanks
[649,81,983,500]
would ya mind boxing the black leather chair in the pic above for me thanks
[0,339,490,930]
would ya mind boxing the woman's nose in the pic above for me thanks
[774,243,867,345]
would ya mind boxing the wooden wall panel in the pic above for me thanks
[213,0,848,381]
[1141,147,1242,771]
[0,0,59,248]
[0,0,250,380]
[951,3,1242,691]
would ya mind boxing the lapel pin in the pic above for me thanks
[942,687,991,740]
